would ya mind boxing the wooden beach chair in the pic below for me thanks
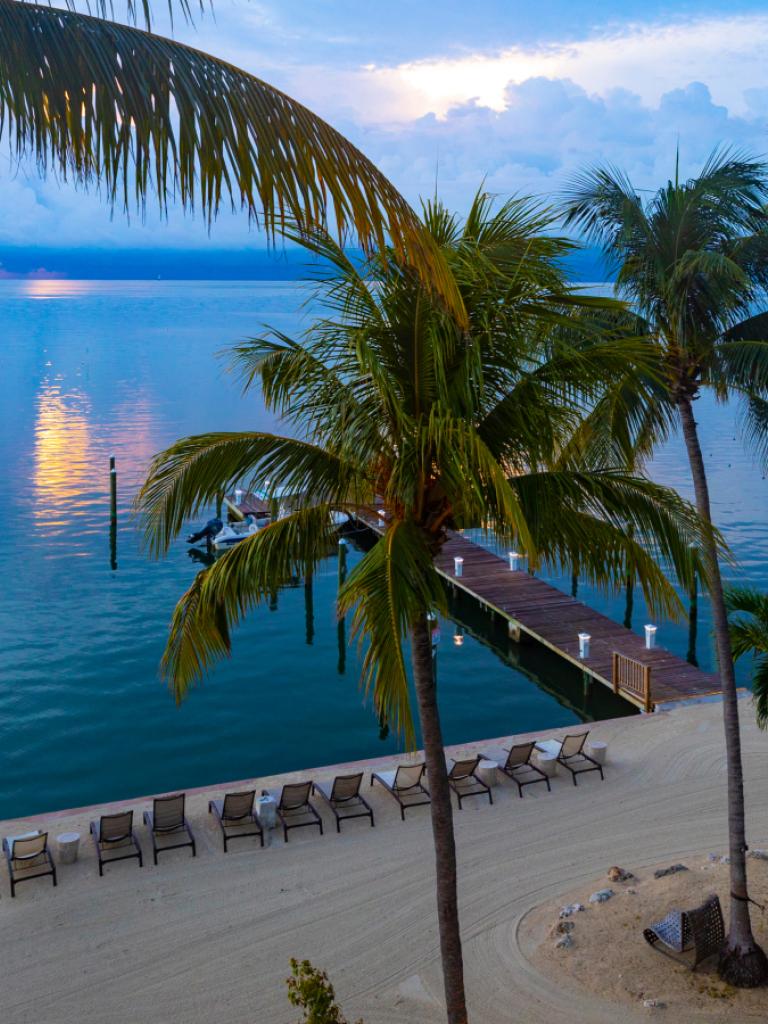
[447,756,493,808]
[313,772,374,832]
[208,790,263,852]
[538,732,604,785]
[143,793,196,864]
[3,831,57,897]
[482,741,551,797]
[643,894,724,970]
[371,763,430,820]
[90,810,142,875]
[263,782,323,842]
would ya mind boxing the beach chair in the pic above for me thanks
[313,772,374,832]
[143,794,196,864]
[447,756,493,808]
[482,741,551,797]
[540,732,604,785]
[643,894,724,970]
[371,763,430,820]
[3,831,57,897]
[208,790,263,852]
[262,782,323,842]
[90,810,142,875]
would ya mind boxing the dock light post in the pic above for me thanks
[645,624,657,649]
[234,487,243,503]
[578,632,591,659]
[454,556,464,577]
[453,626,464,647]
[508,551,520,571]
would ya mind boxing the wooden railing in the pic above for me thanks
[612,651,653,712]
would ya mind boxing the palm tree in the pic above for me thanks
[726,586,768,727]
[138,192,707,1023]
[0,0,462,317]
[561,148,768,986]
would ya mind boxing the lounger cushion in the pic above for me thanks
[535,739,562,758]
[5,831,41,856]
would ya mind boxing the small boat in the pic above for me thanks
[211,515,260,549]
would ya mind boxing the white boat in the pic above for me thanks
[212,515,260,549]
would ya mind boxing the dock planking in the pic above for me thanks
[355,512,721,710]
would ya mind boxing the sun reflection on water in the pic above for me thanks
[33,381,95,522]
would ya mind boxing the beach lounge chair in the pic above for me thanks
[538,732,604,785]
[90,811,142,875]
[262,782,323,842]
[313,772,374,832]
[143,793,196,864]
[447,756,493,808]
[208,790,263,852]
[482,741,551,797]
[3,831,57,896]
[371,763,430,820]
[643,894,724,970]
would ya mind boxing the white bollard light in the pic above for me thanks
[578,632,591,659]
[454,556,464,577]
[508,551,520,571]
[645,624,657,649]
[235,488,243,503]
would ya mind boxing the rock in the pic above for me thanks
[559,902,585,918]
[643,998,666,1010]
[626,887,637,895]
[707,853,719,863]
[552,920,575,935]
[748,849,768,861]
[607,865,635,882]
[653,864,688,879]
[720,855,730,864]
[589,888,615,903]
[555,933,574,950]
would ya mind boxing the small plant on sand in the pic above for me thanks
[286,959,363,1024]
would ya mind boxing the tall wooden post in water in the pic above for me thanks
[109,454,117,570]
[337,539,348,674]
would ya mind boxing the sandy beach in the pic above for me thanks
[2,698,767,1024]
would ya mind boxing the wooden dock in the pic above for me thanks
[355,513,721,711]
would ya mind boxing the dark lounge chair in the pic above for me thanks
[3,831,57,897]
[644,894,725,970]
[143,793,196,864]
[313,773,374,832]
[371,763,430,820]
[90,811,142,875]
[482,741,552,797]
[262,782,323,842]
[554,732,604,785]
[208,790,263,852]
[447,756,493,808]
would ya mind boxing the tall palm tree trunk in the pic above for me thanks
[411,612,468,1023]
[678,396,768,986]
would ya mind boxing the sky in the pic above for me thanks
[2,0,768,252]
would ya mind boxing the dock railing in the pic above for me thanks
[612,651,653,712]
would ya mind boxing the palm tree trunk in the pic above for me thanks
[677,396,768,986]
[411,613,468,1023]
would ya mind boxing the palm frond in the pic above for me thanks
[337,519,446,746]
[161,505,337,700]
[0,1,466,322]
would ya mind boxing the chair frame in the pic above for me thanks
[265,783,323,842]
[143,794,197,864]
[495,742,552,798]
[313,773,375,832]
[208,790,264,852]
[556,732,604,785]
[3,833,57,897]
[447,756,493,809]
[644,894,725,970]
[371,764,430,820]
[90,811,143,876]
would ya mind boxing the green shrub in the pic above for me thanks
[286,959,363,1024]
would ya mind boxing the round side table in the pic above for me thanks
[57,832,81,864]
[477,759,498,788]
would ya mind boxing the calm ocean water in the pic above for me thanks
[1,280,765,819]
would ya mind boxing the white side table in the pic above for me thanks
[587,740,608,765]
[477,759,498,788]
[537,753,558,778]
[256,795,277,830]
[57,832,81,864]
